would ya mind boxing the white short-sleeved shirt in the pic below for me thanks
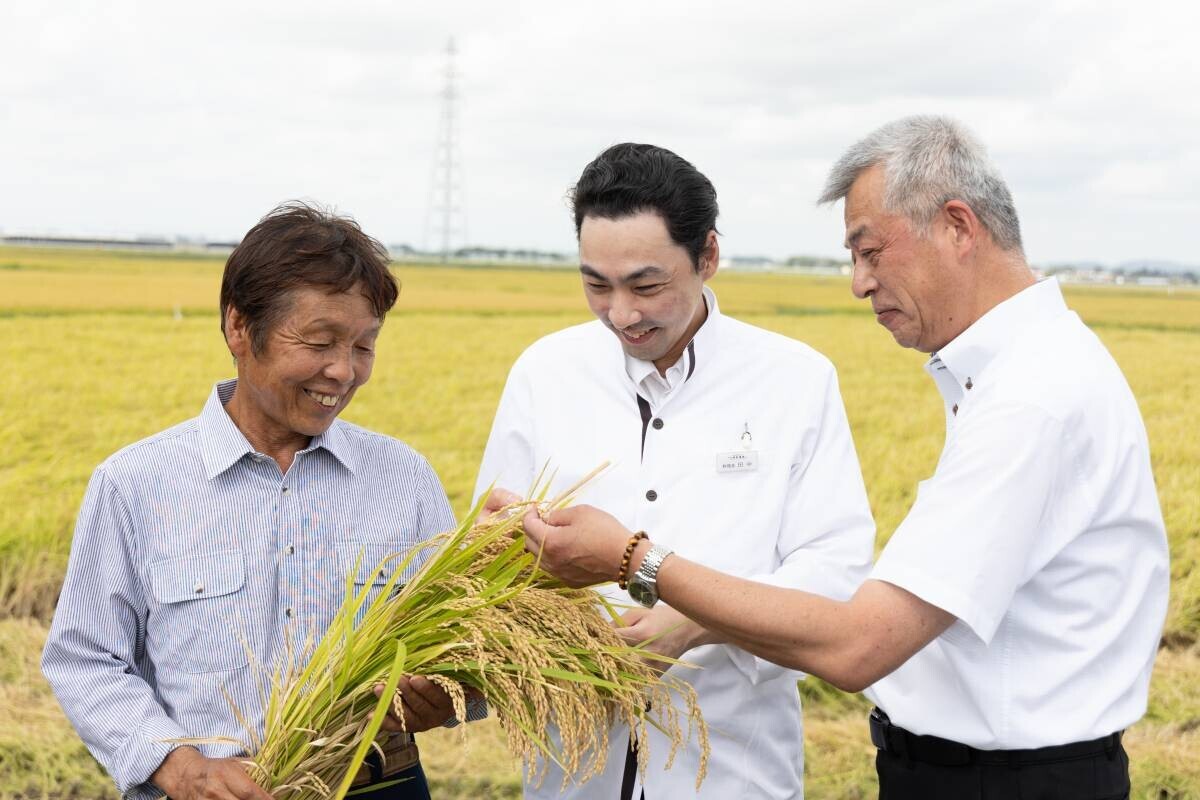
[476,288,876,799]
[867,278,1169,749]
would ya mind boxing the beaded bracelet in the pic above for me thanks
[617,531,649,590]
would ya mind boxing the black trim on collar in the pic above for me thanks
[636,395,653,462]
[685,340,697,382]
[620,740,639,800]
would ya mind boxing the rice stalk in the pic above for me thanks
[193,469,708,798]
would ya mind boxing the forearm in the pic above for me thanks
[644,544,947,692]
[524,505,950,689]
[725,525,874,684]
[42,644,189,790]
[43,588,187,789]
[653,551,863,686]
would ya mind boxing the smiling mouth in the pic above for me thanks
[618,327,657,345]
[304,388,342,408]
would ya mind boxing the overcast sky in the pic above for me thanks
[3,0,1197,264]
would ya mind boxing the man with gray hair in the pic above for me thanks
[518,115,1169,798]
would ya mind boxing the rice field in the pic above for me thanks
[1,246,1197,798]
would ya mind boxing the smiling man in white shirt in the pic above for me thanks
[475,143,876,799]
[521,118,1170,800]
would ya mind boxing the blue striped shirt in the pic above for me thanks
[42,379,470,799]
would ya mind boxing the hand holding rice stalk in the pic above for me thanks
[204,466,708,798]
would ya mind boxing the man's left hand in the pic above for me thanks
[614,605,715,672]
[476,487,522,525]
[375,676,456,732]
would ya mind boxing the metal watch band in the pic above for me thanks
[635,544,672,584]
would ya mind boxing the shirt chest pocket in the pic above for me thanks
[147,550,250,674]
[335,542,421,625]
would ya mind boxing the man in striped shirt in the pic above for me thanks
[43,203,472,800]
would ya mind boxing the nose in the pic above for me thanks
[850,259,877,300]
[323,346,355,385]
[607,293,642,330]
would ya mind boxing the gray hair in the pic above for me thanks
[818,115,1023,252]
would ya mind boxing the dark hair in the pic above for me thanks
[570,143,719,270]
[219,202,398,353]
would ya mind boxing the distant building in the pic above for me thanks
[1,234,236,254]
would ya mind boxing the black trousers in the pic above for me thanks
[347,762,431,799]
[876,736,1130,800]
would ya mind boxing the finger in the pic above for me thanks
[616,619,659,642]
[375,680,407,730]
[227,766,273,800]
[613,625,643,645]
[399,681,442,722]
[617,607,650,626]
[538,505,580,527]
[406,676,452,709]
[238,780,276,800]
[485,487,522,512]
[522,509,550,550]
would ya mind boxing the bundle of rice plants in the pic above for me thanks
[187,469,708,798]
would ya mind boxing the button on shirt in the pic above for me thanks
[867,278,1169,749]
[42,379,462,799]
[475,287,876,799]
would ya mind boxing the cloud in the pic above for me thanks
[1,0,1197,262]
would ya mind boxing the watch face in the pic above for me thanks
[628,579,655,607]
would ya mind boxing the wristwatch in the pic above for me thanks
[627,544,673,608]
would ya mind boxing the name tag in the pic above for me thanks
[716,450,759,474]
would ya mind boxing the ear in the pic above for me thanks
[697,230,720,280]
[224,306,251,361]
[941,200,981,259]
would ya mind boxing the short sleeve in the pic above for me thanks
[871,402,1066,644]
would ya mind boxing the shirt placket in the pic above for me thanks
[276,453,306,654]
[634,392,680,553]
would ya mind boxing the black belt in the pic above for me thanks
[350,732,418,788]
[869,708,1122,768]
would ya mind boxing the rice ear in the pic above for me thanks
[177,465,708,797]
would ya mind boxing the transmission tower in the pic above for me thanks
[424,37,467,262]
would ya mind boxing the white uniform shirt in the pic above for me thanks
[476,288,875,798]
[867,278,1169,749]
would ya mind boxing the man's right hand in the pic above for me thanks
[522,504,633,588]
[150,746,273,800]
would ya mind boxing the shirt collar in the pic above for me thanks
[927,277,1068,396]
[310,416,359,474]
[198,378,359,479]
[623,285,721,389]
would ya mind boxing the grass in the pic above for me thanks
[1,244,1197,798]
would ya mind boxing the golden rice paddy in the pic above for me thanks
[1,246,1197,798]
